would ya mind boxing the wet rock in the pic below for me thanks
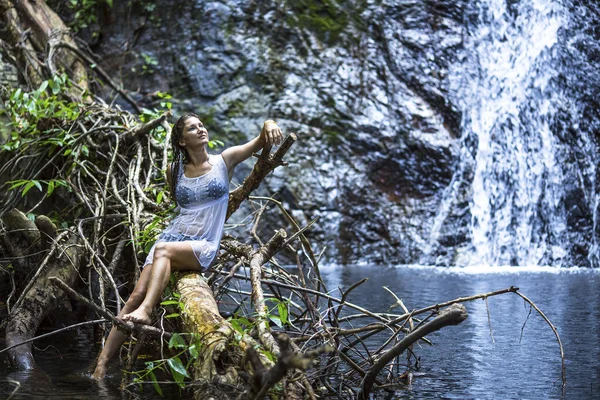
[56,0,600,267]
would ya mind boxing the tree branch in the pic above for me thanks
[358,304,468,400]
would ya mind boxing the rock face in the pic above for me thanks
[56,0,600,266]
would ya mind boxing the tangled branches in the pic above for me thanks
[0,87,471,397]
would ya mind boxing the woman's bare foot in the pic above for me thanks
[91,363,108,380]
[121,307,152,325]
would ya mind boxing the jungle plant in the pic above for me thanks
[67,0,113,33]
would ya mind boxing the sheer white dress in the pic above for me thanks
[143,154,229,271]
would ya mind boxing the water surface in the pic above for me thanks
[1,266,598,399]
[319,265,600,399]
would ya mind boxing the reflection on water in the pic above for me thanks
[1,266,599,399]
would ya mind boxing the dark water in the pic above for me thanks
[1,266,599,399]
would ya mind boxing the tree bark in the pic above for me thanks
[176,272,273,399]
[0,0,87,91]
[358,304,469,400]
[2,209,85,370]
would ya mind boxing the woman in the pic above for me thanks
[92,113,283,379]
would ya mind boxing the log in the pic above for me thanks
[175,272,273,399]
[3,0,88,92]
[0,0,44,87]
[358,304,468,400]
[0,209,40,277]
[4,230,84,369]
[247,334,333,400]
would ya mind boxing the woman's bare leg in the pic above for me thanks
[91,265,153,380]
[122,241,202,325]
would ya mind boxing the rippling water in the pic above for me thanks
[320,265,600,399]
[1,266,598,399]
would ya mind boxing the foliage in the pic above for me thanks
[133,294,291,395]
[129,331,201,396]
[131,52,159,75]
[67,0,113,34]
[6,179,69,198]
[264,297,290,329]
[283,0,368,45]
[129,286,199,396]
[1,75,83,200]
[1,74,80,146]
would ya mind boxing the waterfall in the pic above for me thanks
[458,0,568,266]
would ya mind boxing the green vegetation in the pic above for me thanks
[129,331,201,395]
[283,0,368,45]
[67,0,113,34]
[131,52,159,75]
[1,73,81,147]
[131,293,292,396]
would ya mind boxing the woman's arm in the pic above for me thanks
[221,120,283,172]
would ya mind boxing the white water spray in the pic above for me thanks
[460,0,567,266]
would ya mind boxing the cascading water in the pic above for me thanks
[456,0,572,266]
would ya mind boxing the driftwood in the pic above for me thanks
[227,133,297,219]
[358,304,468,399]
[0,95,567,399]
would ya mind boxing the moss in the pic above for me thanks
[225,99,247,118]
[283,0,368,46]
[323,128,343,146]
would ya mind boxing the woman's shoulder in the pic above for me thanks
[210,153,226,165]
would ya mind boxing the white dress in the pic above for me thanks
[143,154,230,271]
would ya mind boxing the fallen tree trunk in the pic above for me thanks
[176,272,274,398]
[2,210,85,370]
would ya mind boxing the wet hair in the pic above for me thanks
[169,112,199,205]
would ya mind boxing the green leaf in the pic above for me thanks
[230,319,243,334]
[188,343,199,359]
[32,180,43,192]
[8,180,29,190]
[165,313,180,319]
[167,356,190,378]
[168,333,187,349]
[269,316,283,328]
[156,190,164,204]
[63,149,72,156]
[160,300,180,306]
[50,78,60,95]
[47,180,55,196]
[148,370,163,396]
[10,88,22,102]
[278,302,288,325]
[39,80,48,93]
[21,181,36,196]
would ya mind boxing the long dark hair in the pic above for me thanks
[170,112,199,205]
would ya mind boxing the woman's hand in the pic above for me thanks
[261,120,284,146]
[222,119,284,172]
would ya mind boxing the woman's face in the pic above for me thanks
[179,116,209,149]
